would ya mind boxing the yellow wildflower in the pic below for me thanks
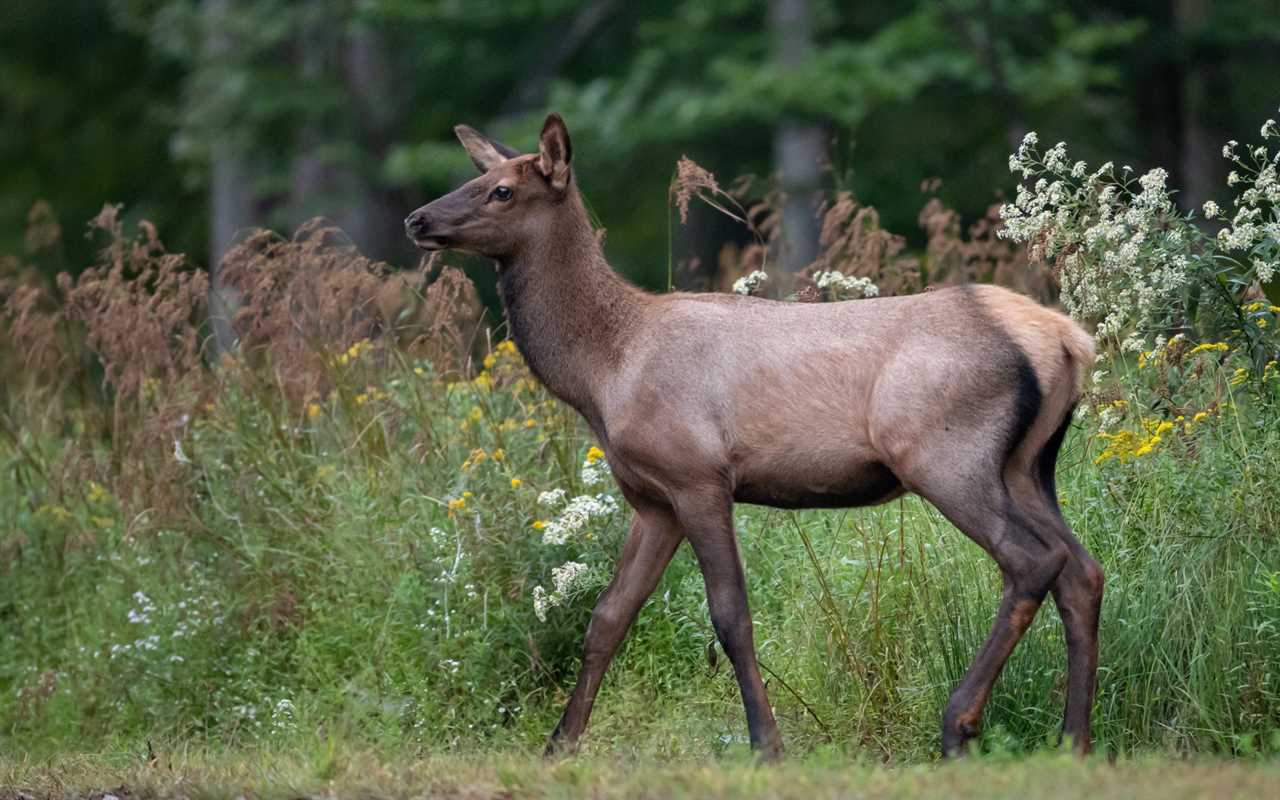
[1192,411,1209,423]
[492,448,506,462]
[1244,301,1265,313]
[462,448,488,471]
[462,491,473,499]
[468,406,484,423]
[483,353,497,370]
[355,393,369,405]
[511,478,522,489]
[307,403,322,420]
[497,340,518,354]
[586,446,605,464]
[473,372,493,391]
[447,497,466,516]
[532,520,545,530]
[524,418,537,428]
[414,366,425,376]
[87,482,109,504]
[1230,367,1249,386]
[1187,342,1229,355]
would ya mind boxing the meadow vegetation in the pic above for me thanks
[2,113,1280,794]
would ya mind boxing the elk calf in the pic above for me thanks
[405,114,1103,759]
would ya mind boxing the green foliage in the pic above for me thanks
[4,299,1280,759]
[3,0,1277,288]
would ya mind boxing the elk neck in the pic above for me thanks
[496,188,644,430]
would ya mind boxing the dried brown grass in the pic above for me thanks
[672,158,1052,304]
[219,218,483,405]
[1,206,486,525]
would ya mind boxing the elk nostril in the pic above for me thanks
[405,213,430,237]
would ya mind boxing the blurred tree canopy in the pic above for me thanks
[2,0,1278,291]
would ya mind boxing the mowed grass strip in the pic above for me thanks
[4,751,1280,800]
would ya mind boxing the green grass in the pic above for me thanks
[4,236,1280,775]
[5,750,1280,799]
[4,337,1280,765]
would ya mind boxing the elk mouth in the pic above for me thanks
[412,235,451,251]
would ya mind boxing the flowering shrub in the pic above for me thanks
[998,111,1280,469]
[1000,113,1280,368]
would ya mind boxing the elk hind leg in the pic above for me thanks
[927,486,1069,757]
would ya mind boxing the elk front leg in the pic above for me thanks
[680,492,783,761]
[545,505,682,756]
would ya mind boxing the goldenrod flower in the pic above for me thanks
[511,478,522,488]
[492,448,505,462]
[532,520,545,529]
[1187,342,1229,355]
[483,353,497,370]
[585,446,605,464]
[307,403,322,420]
[447,497,466,516]
[523,418,537,428]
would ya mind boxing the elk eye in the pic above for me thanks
[490,186,512,202]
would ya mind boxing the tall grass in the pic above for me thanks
[2,194,1279,763]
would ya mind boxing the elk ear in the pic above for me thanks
[536,113,572,193]
[454,125,520,173]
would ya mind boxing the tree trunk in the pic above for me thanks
[770,0,825,273]
[1175,0,1215,212]
[204,0,252,356]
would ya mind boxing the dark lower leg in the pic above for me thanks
[685,503,782,760]
[942,588,1046,756]
[1051,552,1104,754]
[546,508,681,755]
[941,539,1067,757]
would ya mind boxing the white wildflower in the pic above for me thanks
[537,488,566,507]
[1256,258,1277,284]
[732,270,769,296]
[532,585,551,622]
[813,271,879,299]
[539,493,617,545]
[1202,200,1220,219]
[581,458,611,486]
[551,561,589,595]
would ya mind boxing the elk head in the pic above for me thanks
[404,113,574,261]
